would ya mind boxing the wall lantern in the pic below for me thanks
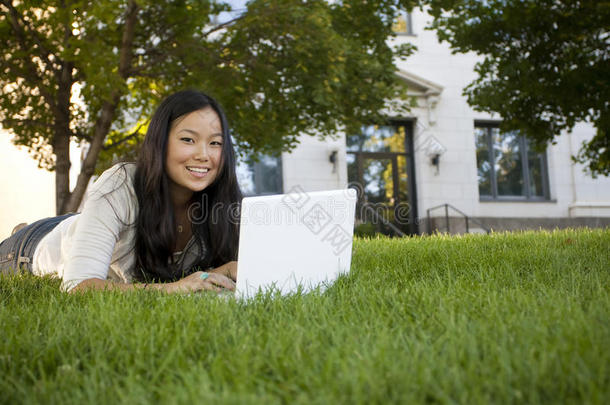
[329,150,338,173]
[430,153,441,175]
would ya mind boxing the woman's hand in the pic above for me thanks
[209,261,238,282]
[170,270,235,294]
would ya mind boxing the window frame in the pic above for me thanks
[251,154,283,196]
[392,11,415,36]
[475,121,551,202]
[346,120,419,235]
[236,152,284,197]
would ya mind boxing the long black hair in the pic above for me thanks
[133,90,242,282]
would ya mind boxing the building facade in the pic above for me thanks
[246,9,610,235]
[0,133,82,240]
[3,9,609,239]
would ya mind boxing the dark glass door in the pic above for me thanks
[347,151,417,236]
[346,121,418,236]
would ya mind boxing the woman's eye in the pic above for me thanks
[211,141,223,146]
[181,137,194,143]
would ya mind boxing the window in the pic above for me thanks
[392,11,414,35]
[236,154,283,196]
[475,123,550,201]
[346,124,409,153]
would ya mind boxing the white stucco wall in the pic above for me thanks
[282,133,348,193]
[281,7,610,222]
[395,9,610,220]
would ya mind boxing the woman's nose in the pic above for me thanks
[194,144,209,161]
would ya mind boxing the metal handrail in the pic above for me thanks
[426,203,491,234]
[362,204,407,237]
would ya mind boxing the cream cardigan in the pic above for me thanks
[32,163,204,292]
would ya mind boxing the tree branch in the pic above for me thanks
[65,0,140,212]
[127,51,166,76]
[201,15,244,38]
[1,1,61,116]
[0,0,58,72]
[102,120,148,151]
[118,0,139,78]
[2,118,53,130]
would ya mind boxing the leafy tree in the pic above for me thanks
[423,0,610,176]
[1,0,417,214]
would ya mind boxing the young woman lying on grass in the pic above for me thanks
[0,90,241,293]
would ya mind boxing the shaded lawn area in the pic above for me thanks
[1,229,609,404]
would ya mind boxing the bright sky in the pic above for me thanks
[217,0,248,23]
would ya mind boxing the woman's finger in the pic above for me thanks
[207,273,236,291]
[201,281,223,292]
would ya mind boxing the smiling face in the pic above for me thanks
[165,107,224,206]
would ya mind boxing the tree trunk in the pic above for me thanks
[64,95,121,213]
[54,61,74,214]
[62,0,139,213]
[53,128,71,215]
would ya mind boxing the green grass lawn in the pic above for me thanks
[1,229,609,404]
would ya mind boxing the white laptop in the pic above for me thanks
[235,187,357,299]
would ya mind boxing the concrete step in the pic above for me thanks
[467,227,488,234]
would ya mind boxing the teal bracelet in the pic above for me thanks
[200,272,209,280]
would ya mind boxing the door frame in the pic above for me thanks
[347,120,418,235]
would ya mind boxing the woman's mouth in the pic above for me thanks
[186,166,210,178]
